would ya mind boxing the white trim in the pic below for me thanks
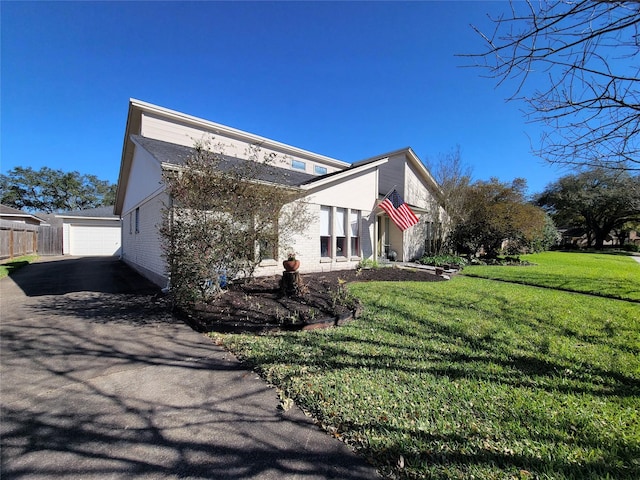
[55,215,119,221]
[0,213,46,224]
[300,157,389,190]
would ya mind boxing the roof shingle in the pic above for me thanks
[131,135,316,188]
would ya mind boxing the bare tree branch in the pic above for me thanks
[463,0,640,171]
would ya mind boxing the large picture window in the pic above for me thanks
[320,206,331,257]
[320,206,362,260]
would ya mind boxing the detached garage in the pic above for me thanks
[57,206,122,256]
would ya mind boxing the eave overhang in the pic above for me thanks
[299,157,389,191]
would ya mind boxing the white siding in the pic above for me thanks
[117,102,447,284]
[254,201,376,277]
[305,168,380,211]
[121,191,168,287]
[405,161,434,209]
[377,153,407,198]
[404,216,428,262]
[123,144,165,215]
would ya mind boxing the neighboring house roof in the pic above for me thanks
[131,135,316,187]
[55,206,119,220]
[0,204,46,224]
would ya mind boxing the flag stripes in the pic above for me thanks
[379,189,419,231]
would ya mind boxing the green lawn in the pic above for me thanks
[464,251,640,301]
[0,255,38,278]
[216,272,640,479]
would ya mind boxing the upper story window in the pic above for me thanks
[314,165,328,175]
[291,159,306,171]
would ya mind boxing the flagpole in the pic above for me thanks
[380,185,397,201]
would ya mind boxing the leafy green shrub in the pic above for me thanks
[356,258,381,270]
[417,254,467,268]
[622,243,640,252]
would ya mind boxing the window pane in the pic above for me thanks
[351,237,359,256]
[320,236,331,257]
[350,210,359,257]
[314,165,327,175]
[259,238,276,260]
[336,237,346,256]
[292,159,306,170]
[335,208,346,237]
[320,206,331,236]
[350,211,359,236]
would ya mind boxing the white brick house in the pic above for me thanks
[114,99,444,287]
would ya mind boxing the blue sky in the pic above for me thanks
[2,1,565,196]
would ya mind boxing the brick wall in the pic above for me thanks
[255,202,374,277]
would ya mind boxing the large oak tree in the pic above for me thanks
[0,166,116,213]
[536,169,640,249]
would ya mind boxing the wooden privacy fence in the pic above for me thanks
[38,225,63,256]
[0,220,39,260]
[0,221,63,260]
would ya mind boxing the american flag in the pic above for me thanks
[379,189,419,231]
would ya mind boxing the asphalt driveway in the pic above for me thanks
[0,257,379,480]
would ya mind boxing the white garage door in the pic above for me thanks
[69,225,121,256]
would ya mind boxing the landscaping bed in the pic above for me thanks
[182,266,446,333]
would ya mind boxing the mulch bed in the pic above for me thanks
[181,266,448,333]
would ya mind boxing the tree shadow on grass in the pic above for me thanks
[359,424,635,480]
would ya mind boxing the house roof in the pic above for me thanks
[115,99,350,215]
[0,204,46,224]
[131,135,317,188]
[55,206,119,220]
[0,204,29,216]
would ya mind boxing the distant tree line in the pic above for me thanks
[536,169,640,250]
[0,166,116,213]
